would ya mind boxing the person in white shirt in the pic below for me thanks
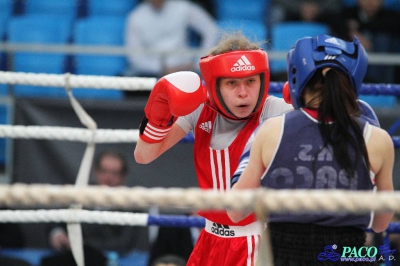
[124,0,219,78]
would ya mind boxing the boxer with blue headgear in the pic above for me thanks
[282,34,379,127]
[228,34,394,265]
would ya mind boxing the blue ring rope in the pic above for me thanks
[148,214,205,227]
[268,82,400,96]
[149,214,400,234]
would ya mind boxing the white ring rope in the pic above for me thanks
[0,184,398,214]
[0,125,139,142]
[0,71,156,90]
[0,209,149,226]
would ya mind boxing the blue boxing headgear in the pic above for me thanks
[287,34,368,109]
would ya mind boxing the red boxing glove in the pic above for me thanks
[282,81,292,105]
[139,71,207,143]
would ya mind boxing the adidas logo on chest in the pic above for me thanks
[199,121,212,133]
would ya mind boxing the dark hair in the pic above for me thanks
[303,68,370,177]
[94,150,128,176]
[151,254,186,266]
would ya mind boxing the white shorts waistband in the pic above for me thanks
[205,220,264,238]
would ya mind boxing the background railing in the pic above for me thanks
[2,42,400,66]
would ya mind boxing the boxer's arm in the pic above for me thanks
[135,123,187,164]
[231,123,263,186]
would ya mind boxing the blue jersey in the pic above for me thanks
[262,109,375,229]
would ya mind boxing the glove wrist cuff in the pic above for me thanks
[139,117,172,143]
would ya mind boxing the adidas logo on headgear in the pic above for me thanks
[325,37,340,46]
[199,121,212,133]
[231,55,255,72]
[324,55,337,60]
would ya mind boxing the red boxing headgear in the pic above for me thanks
[199,50,270,120]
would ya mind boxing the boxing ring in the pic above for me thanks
[0,70,399,266]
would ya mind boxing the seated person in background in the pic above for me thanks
[270,0,342,24]
[41,150,149,266]
[124,0,219,79]
[321,0,400,84]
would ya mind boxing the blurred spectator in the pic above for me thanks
[123,0,219,80]
[190,0,215,19]
[146,225,194,266]
[41,150,149,266]
[151,254,186,266]
[270,0,343,24]
[322,0,400,83]
[0,209,32,266]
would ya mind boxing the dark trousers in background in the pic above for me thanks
[146,227,194,266]
[40,244,107,266]
[0,256,32,266]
